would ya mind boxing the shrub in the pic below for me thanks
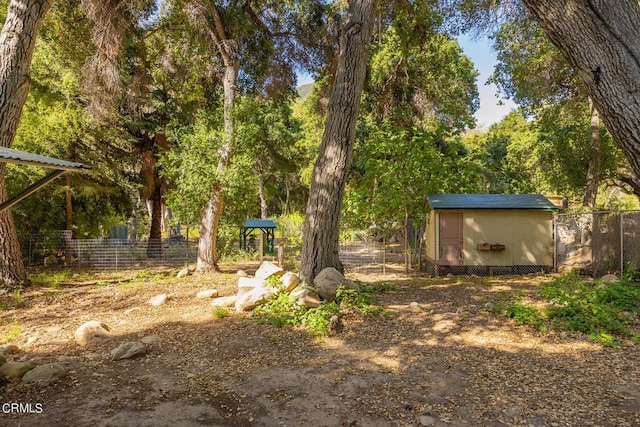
[253,284,385,337]
[540,273,640,346]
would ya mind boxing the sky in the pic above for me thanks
[457,34,518,130]
[298,35,517,131]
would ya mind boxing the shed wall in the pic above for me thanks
[463,210,553,266]
[425,209,554,267]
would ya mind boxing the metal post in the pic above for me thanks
[553,216,558,273]
[621,212,625,275]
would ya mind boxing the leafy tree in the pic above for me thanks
[450,0,640,204]
[234,95,303,219]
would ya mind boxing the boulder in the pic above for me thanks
[238,277,263,296]
[22,363,66,385]
[211,295,239,308]
[111,342,148,360]
[280,272,301,292]
[313,267,360,301]
[75,321,111,346]
[176,267,190,278]
[291,287,322,308]
[235,286,278,312]
[148,294,169,306]
[196,289,219,299]
[43,255,58,267]
[254,261,284,281]
[0,344,19,356]
[141,335,162,346]
[0,361,37,379]
[236,270,249,277]
[600,274,619,283]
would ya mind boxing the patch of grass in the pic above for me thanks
[0,316,23,344]
[131,269,171,283]
[212,306,230,319]
[29,270,75,288]
[361,282,397,293]
[253,284,385,337]
[0,289,25,310]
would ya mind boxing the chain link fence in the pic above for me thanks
[20,231,196,271]
[19,211,640,277]
[339,233,414,274]
[555,210,640,276]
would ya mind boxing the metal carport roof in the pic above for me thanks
[0,146,91,213]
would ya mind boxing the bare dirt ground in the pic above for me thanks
[1,263,639,427]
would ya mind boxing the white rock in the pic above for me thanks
[196,289,219,299]
[419,414,437,426]
[237,270,249,277]
[280,271,301,292]
[238,277,263,296]
[74,321,111,346]
[22,363,66,385]
[254,261,284,281]
[0,361,37,379]
[148,294,168,306]
[291,287,321,308]
[211,295,239,308]
[111,342,148,360]
[314,267,360,301]
[176,267,190,278]
[141,335,162,345]
[410,302,422,311]
[235,286,278,312]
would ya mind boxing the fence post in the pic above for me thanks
[621,211,625,275]
[553,215,557,273]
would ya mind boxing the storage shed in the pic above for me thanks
[424,194,558,276]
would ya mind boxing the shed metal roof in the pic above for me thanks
[0,146,90,171]
[426,194,558,211]
[243,219,277,229]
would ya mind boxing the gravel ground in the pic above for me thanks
[0,264,638,426]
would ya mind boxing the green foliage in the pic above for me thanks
[212,307,230,319]
[540,274,640,346]
[0,316,23,344]
[504,301,544,329]
[29,270,75,288]
[274,212,305,248]
[345,119,482,231]
[131,269,171,283]
[253,285,385,337]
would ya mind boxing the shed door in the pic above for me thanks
[439,212,463,264]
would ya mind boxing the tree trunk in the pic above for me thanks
[0,0,52,288]
[65,174,73,231]
[258,173,268,219]
[147,179,163,258]
[299,0,378,282]
[196,54,239,272]
[583,97,601,210]
[522,0,640,181]
[403,209,409,274]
